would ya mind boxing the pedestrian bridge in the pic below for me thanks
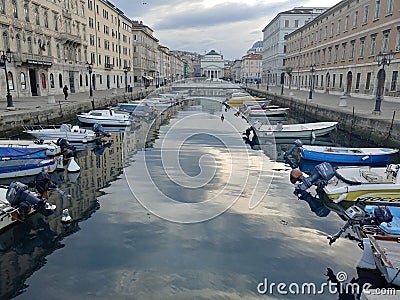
[169,78,245,97]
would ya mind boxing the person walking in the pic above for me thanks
[63,85,69,100]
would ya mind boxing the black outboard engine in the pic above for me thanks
[373,206,393,224]
[295,162,335,193]
[6,182,52,219]
[283,139,303,169]
[93,123,111,137]
[33,172,57,196]
[56,138,76,153]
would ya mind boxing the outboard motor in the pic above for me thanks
[6,182,53,218]
[293,162,335,193]
[56,138,76,153]
[33,172,57,197]
[93,123,111,137]
[283,139,303,169]
[373,206,393,224]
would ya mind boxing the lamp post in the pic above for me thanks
[0,49,14,109]
[373,50,395,114]
[86,62,93,97]
[309,64,316,99]
[123,65,130,92]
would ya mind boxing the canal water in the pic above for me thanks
[0,98,389,299]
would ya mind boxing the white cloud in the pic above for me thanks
[115,0,341,60]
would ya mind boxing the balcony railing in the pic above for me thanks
[104,63,114,70]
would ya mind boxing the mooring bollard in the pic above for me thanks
[339,95,348,107]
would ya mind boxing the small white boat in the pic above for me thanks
[358,235,400,286]
[243,105,289,118]
[0,157,60,179]
[77,109,132,126]
[0,139,61,156]
[252,121,337,143]
[323,164,400,203]
[227,92,266,106]
[24,124,101,143]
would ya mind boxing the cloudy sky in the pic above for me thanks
[114,0,341,60]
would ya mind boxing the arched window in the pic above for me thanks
[85,74,88,86]
[41,73,46,89]
[27,37,33,53]
[20,72,26,90]
[16,34,21,53]
[50,73,54,88]
[79,74,82,86]
[44,10,48,28]
[12,0,18,18]
[7,71,14,90]
[24,2,29,22]
[59,74,63,88]
[2,32,9,51]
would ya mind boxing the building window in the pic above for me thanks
[333,74,336,87]
[59,74,63,88]
[374,0,380,20]
[339,74,343,88]
[337,19,341,35]
[382,30,390,52]
[27,37,33,53]
[355,73,361,90]
[54,14,59,31]
[24,2,29,22]
[370,34,377,56]
[324,25,328,39]
[7,71,14,90]
[386,0,394,15]
[344,15,349,32]
[50,73,54,88]
[41,73,46,89]
[80,74,82,86]
[0,0,5,14]
[366,72,371,90]
[349,41,355,60]
[44,10,49,28]
[285,20,289,27]
[330,22,334,37]
[16,34,21,53]
[353,11,358,28]
[396,28,400,51]
[363,5,369,24]
[334,45,339,62]
[294,20,299,27]
[359,37,365,57]
[20,72,26,90]
[12,0,17,18]
[56,43,60,58]
[391,71,398,91]
[34,5,40,25]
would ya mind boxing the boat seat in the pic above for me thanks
[360,170,392,183]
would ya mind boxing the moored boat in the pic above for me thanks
[77,109,132,126]
[252,121,338,144]
[0,157,60,179]
[24,124,108,143]
[0,140,61,156]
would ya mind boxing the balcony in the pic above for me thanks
[59,32,82,45]
[104,63,114,70]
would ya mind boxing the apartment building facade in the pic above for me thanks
[261,7,327,86]
[0,0,88,98]
[285,0,399,98]
[132,20,158,88]
[241,53,262,83]
[86,0,132,91]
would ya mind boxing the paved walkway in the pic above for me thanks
[0,86,157,118]
[247,84,400,122]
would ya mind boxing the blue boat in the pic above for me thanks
[0,147,48,160]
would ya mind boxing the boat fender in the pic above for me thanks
[67,157,80,172]
[361,155,370,161]
[61,208,72,223]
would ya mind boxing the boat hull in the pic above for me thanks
[0,159,57,179]
[77,115,131,126]
[324,188,400,203]
[25,129,97,143]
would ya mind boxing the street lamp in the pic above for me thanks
[373,50,395,114]
[0,49,14,109]
[123,65,130,92]
[86,62,93,97]
[309,64,316,99]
